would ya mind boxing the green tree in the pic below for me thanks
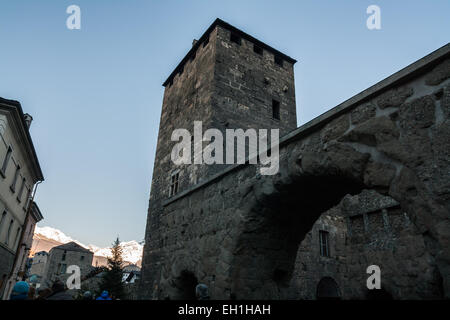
[98,237,126,299]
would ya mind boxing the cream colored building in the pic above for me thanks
[0,97,44,299]
[29,250,49,283]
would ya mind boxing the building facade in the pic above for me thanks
[29,250,49,285]
[0,98,44,299]
[42,242,94,288]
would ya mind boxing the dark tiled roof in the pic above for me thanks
[0,97,44,181]
[53,241,93,254]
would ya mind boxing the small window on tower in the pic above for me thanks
[230,33,241,45]
[274,55,284,67]
[203,35,209,47]
[272,100,280,120]
[169,172,179,197]
[253,44,263,55]
[319,230,330,257]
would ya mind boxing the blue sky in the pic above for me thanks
[0,1,448,247]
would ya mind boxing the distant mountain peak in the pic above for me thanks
[33,226,143,265]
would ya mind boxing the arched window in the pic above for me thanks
[5,220,14,245]
[316,277,341,300]
[13,227,21,248]
[0,211,6,237]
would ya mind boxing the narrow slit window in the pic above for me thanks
[5,219,13,245]
[190,50,197,62]
[17,178,26,203]
[274,55,283,67]
[230,33,241,45]
[169,172,179,197]
[13,227,21,248]
[0,211,6,236]
[10,164,20,192]
[23,187,32,211]
[1,146,12,176]
[319,230,330,257]
[253,44,263,55]
[272,100,280,120]
[203,35,209,47]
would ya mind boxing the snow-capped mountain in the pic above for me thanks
[35,226,81,245]
[33,226,143,266]
[87,241,144,266]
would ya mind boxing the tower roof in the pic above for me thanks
[162,18,297,87]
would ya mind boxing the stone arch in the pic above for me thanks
[316,277,341,300]
[230,137,449,299]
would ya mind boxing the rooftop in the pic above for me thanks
[162,18,297,87]
[52,241,93,254]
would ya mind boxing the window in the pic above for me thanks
[60,263,67,274]
[13,227,21,248]
[274,55,283,67]
[253,44,263,55]
[230,33,241,45]
[5,220,13,245]
[272,99,280,120]
[319,230,330,257]
[80,255,85,261]
[23,187,32,211]
[16,178,26,203]
[62,250,67,261]
[203,35,209,47]
[169,172,179,197]
[10,164,20,192]
[0,211,6,239]
[190,51,196,62]
[1,146,12,177]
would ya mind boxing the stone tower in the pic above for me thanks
[140,18,297,299]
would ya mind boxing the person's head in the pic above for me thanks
[83,291,93,300]
[10,281,29,300]
[51,280,65,293]
[28,286,36,300]
[195,283,210,300]
[37,287,52,300]
[101,290,109,298]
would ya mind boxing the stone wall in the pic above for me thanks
[0,245,14,296]
[42,248,94,288]
[142,20,298,299]
[289,190,442,300]
[140,36,450,299]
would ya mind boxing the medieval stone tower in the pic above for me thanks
[140,18,298,299]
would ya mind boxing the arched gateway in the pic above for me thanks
[139,18,450,300]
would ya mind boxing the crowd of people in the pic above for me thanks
[9,280,211,300]
[8,280,114,300]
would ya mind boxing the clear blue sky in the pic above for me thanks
[0,1,448,247]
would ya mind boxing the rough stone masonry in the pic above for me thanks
[139,18,450,299]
